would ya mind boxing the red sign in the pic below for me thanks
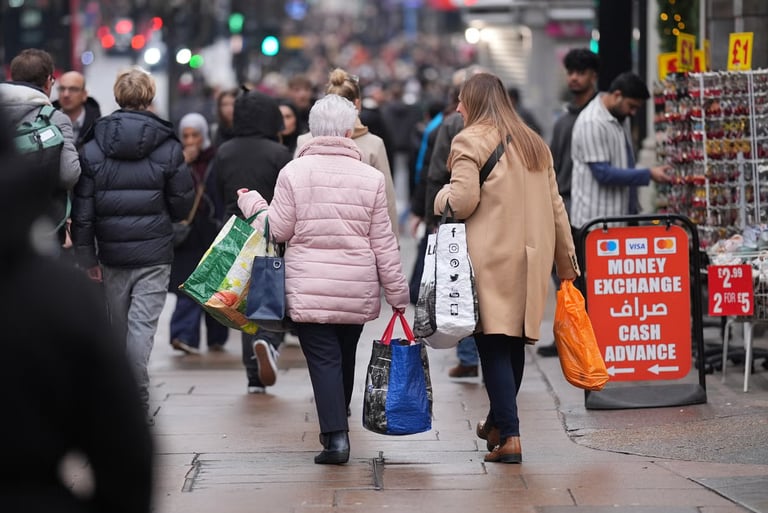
[585,226,691,382]
[707,264,753,316]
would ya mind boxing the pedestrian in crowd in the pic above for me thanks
[52,70,102,149]
[277,99,300,154]
[237,94,409,465]
[169,112,228,356]
[433,72,579,463]
[537,47,600,358]
[212,87,238,147]
[570,72,672,229]
[296,68,398,238]
[0,48,81,244]
[286,73,314,135]
[506,86,542,135]
[381,80,423,198]
[71,67,194,415]
[424,66,485,379]
[0,107,154,513]
[212,88,293,394]
[359,82,394,165]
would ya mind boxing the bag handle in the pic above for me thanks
[478,134,511,187]
[380,311,416,345]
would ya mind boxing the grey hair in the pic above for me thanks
[308,94,357,137]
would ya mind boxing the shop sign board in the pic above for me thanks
[585,225,691,382]
[707,264,753,316]
[727,32,753,71]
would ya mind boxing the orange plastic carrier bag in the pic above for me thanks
[552,281,609,391]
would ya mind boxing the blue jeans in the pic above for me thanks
[170,293,228,349]
[457,336,479,366]
[475,333,526,440]
[102,264,171,404]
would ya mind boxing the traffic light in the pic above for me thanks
[228,12,244,34]
[258,25,281,57]
[261,35,279,56]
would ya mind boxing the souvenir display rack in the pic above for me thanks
[654,69,768,250]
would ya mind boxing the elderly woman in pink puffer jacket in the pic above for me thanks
[237,94,409,465]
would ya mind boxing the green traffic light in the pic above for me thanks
[228,12,244,34]
[189,54,204,69]
[261,35,279,56]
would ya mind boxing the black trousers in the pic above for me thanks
[475,333,526,440]
[295,322,364,434]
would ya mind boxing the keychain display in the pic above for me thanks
[655,69,768,249]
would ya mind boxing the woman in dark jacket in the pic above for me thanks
[212,89,293,393]
[277,99,300,154]
[168,112,228,355]
[71,67,194,410]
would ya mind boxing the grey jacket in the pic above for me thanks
[0,82,81,192]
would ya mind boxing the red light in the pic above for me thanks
[131,34,146,50]
[115,19,133,35]
[151,16,163,31]
[101,34,116,49]
[96,25,110,38]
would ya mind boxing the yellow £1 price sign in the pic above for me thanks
[676,33,696,72]
[728,32,753,71]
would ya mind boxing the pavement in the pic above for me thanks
[73,234,767,513]
[128,287,768,513]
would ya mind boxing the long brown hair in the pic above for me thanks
[459,73,550,171]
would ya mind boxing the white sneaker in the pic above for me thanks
[283,332,300,346]
[247,385,266,394]
[252,339,279,386]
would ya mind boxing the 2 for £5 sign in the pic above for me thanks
[586,226,691,382]
[707,264,753,316]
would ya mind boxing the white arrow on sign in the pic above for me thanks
[648,364,679,375]
[607,366,635,376]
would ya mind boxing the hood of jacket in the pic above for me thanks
[296,136,363,161]
[87,109,178,161]
[233,90,283,140]
[0,82,51,124]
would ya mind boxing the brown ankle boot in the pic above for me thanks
[448,364,478,378]
[484,436,522,464]
[476,420,500,452]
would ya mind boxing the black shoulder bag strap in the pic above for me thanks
[478,134,512,187]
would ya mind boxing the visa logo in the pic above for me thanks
[654,237,677,254]
[625,238,648,255]
[596,239,619,256]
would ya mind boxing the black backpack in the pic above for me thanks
[13,105,69,230]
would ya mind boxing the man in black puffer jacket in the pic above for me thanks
[71,67,194,412]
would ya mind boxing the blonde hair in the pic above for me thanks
[114,67,156,110]
[459,73,550,171]
[325,68,360,103]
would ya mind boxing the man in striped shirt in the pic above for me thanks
[570,72,671,229]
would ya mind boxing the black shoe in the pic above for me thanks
[315,430,349,464]
[536,342,558,357]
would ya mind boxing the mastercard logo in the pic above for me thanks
[654,237,677,254]
[596,239,620,256]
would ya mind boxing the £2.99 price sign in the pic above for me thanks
[708,264,753,316]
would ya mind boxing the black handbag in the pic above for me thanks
[244,216,294,332]
[172,184,204,247]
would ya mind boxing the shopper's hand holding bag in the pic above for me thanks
[363,311,433,436]
[553,280,609,391]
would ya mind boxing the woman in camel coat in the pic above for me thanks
[434,73,579,464]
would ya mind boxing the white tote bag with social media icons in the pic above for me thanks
[433,220,478,347]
